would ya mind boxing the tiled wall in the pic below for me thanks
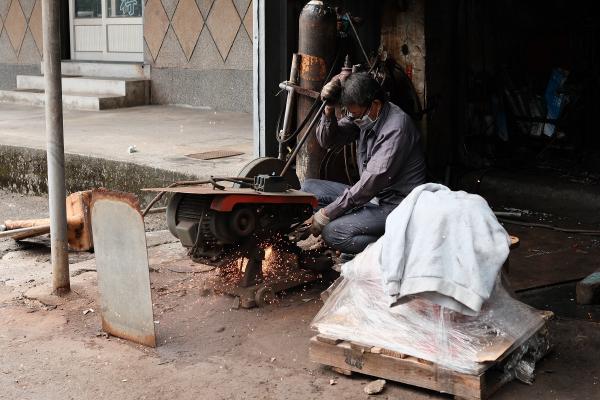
[0,0,43,64]
[144,0,254,111]
[145,0,252,69]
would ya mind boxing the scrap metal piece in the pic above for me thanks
[91,191,156,347]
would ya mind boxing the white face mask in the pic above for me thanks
[352,104,376,129]
[354,113,375,129]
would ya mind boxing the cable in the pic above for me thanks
[499,218,600,236]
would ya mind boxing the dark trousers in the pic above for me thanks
[301,179,397,254]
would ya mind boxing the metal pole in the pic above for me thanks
[280,101,327,177]
[42,0,70,294]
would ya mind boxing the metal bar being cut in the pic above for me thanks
[43,0,70,294]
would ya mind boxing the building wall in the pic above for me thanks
[380,0,426,107]
[0,0,43,89]
[380,0,427,148]
[144,0,253,112]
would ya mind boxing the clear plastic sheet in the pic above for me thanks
[311,243,545,374]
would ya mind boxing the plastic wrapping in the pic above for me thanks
[311,243,545,375]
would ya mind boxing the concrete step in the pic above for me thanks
[17,75,150,99]
[0,89,132,111]
[42,61,150,79]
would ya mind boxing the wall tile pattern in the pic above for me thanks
[0,0,42,64]
[144,0,252,70]
[1,0,251,69]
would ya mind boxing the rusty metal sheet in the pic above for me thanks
[91,191,156,347]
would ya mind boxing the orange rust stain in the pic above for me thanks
[299,53,327,82]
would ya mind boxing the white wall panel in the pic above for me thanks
[74,25,104,52]
[107,25,143,53]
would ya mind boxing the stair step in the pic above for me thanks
[42,61,150,79]
[17,75,148,97]
[0,89,130,111]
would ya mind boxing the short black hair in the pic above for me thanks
[340,72,386,107]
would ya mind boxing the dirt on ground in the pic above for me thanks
[0,190,599,400]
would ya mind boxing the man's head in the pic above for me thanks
[340,73,386,126]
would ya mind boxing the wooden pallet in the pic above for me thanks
[310,322,551,400]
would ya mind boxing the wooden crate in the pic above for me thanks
[309,323,550,400]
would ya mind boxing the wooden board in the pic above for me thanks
[309,324,550,400]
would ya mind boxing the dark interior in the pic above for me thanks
[425,0,600,221]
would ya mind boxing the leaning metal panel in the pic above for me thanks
[91,192,156,347]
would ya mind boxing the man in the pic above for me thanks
[302,72,426,256]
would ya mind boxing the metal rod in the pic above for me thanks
[145,207,167,215]
[278,86,295,160]
[346,13,372,69]
[280,101,327,177]
[43,0,69,295]
[278,54,301,160]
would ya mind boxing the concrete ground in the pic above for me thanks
[0,104,254,178]
[1,190,599,400]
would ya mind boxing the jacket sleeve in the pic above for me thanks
[324,115,415,220]
[316,114,360,149]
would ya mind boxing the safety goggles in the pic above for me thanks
[347,103,372,121]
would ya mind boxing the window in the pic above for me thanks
[74,0,102,18]
[107,0,143,18]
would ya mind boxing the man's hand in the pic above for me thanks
[321,78,342,104]
[310,209,330,236]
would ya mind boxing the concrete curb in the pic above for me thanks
[0,144,198,203]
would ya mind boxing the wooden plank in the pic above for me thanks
[311,320,550,400]
[316,334,342,345]
[380,347,407,359]
[0,225,50,240]
[476,317,546,363]
[350,341,374,353]
[309,337,483,399]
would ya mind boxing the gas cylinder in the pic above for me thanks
[296,0,337,183]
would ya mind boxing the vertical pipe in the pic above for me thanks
[43,0,70,294]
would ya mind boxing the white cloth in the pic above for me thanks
[344,183,510,316]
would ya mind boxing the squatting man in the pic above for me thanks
[302,72,427,259]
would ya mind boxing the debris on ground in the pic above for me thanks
[364,379,386,395]
[231,297,241,310]
[576,271,600,305]
[83,308,94,315]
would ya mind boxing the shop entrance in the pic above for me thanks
[69,0,144,62]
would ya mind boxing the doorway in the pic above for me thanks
[69,0,144,62]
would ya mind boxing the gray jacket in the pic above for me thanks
[316,101,426,220]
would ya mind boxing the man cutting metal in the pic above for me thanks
[302,72,427,257]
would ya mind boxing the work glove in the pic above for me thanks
[320,78,342,104]
[310,208,331,236]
